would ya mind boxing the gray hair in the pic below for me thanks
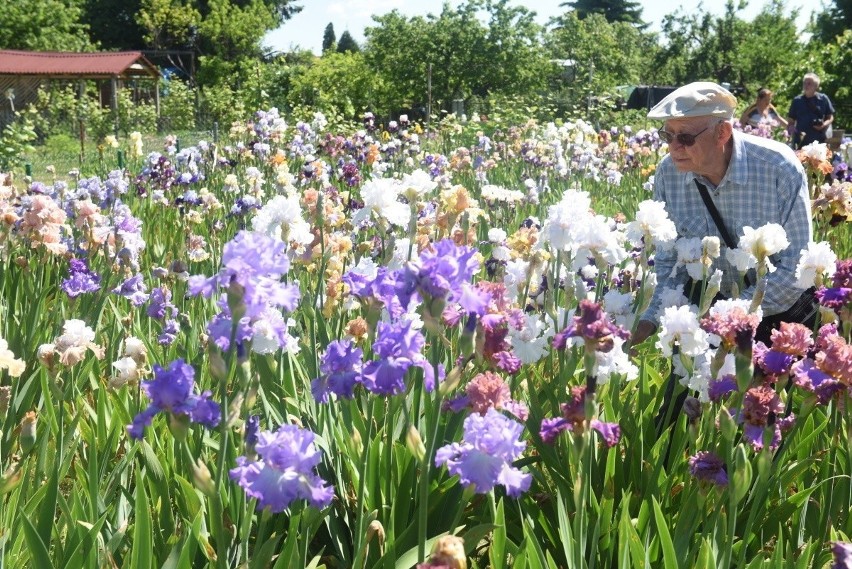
[803,72,820,87]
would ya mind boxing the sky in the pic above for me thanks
[264,0,817,55]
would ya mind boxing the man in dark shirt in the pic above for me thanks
[787,72,835,149]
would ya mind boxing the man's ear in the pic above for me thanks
[717,120,734,144]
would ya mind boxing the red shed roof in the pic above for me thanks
[0,50,158,79]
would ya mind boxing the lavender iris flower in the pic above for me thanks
[127,358,220,439]
[396,239,484,313]
[147,287,178,320]
[230,424,335,512]
[708,375,738,403]
[112,273,148,306]
[188,231,301,354]
[435,408,531,497]
[362,320,433,395]
[832,542,852,569]
[61,258,101,298]
[158,318,180,346]
[312,340,363,402]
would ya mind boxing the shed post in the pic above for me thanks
[111,75,119,135]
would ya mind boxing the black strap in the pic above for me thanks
[694,180,753,288]
[695,180,737,248]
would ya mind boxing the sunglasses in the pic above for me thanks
[658,125,711,147]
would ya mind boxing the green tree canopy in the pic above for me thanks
[0,0,95,51]
[134,0,301,86]
[82,0,146,49]
[559,0,645,26]
[322,23,336,53]
[336,30,360,53]
[364,0,550,113]
[286,51,381,117]
[813,0,852,43]
[648,0,803,96]
[547,11,658,115]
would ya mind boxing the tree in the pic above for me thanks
[134,0,303,87]
[0,0,95,51]
[546,12,657,114]
[137,0,201,52]
[647,0,802,96]
[322,23,336,53]
[336,30,360,53]
[364,0,550,113]
[286,51,383,117]
[559,0,645,26]
[82,0,146,49]
[813,0,852,43]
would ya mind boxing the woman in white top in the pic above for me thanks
[739,87,789,129]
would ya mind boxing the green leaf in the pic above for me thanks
[694,537,716,569]
[61,516,109,569]
[250,532,284,569]
[21,514,54,569]
[130,471,153,569]
[36,463,60,549]
[619,501,646,569]
[556,488,574,564]
[490,498,506,569]
[651,497,677,569]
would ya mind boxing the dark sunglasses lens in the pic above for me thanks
[660,131,696,146]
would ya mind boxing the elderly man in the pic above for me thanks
[632,81,814,347]
[788,72,835,149]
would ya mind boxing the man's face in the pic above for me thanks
[662,117,720,174]
[803,78,818,96]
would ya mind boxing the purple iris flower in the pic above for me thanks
[188,231,294,303]
[230,424,335,512]
[688,451,728,486]
[245,415,260,448]
[127,359,221,439]
[312,340,364,402]
[112,273,148,306]
[538,386,621,447]
[753,341,796,376]
[157,318,180,346]
[396,239,483,312]
[816,286,852,310]
[737,385,792,451]
[708,375,738,403]
[362,320,433,395]
[343,267,406,318]
[147,287,178,320]
[832,542,852,569]
[435,408,531,497]
[61,258,101,298]
[832,260,852,289]
[553,300,629,353]
[791,358,844,403]
[188,231,301,355]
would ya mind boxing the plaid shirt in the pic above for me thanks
[642,130,812,324]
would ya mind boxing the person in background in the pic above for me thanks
[787,72,835,149]
[739,87,788,129]
[631,82,814,348]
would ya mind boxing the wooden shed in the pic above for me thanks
[0,50,160,129]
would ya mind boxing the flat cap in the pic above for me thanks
[647,81,737,120]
